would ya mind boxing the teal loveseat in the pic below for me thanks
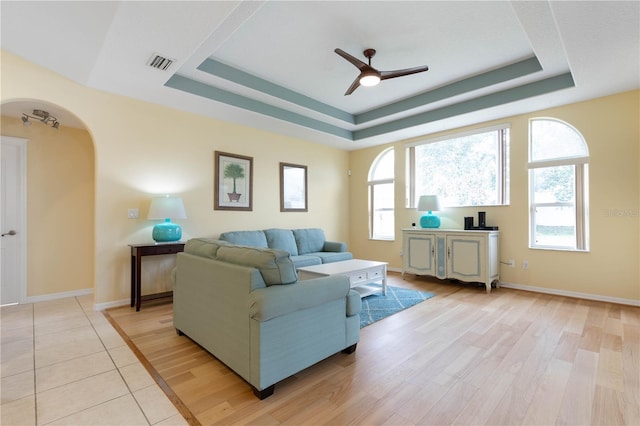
[173,238,361,399]
[218,228,352,267]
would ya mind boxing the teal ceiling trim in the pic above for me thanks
[165,74,354,140]
[355,57,543,124]
[353,73,575,140]
[198,58,355,124]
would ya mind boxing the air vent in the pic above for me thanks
[146,53,175,71]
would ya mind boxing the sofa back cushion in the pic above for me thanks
[216,245,298,286]
[219,230,268,248]
[184,238,229,259]
[264,228,298,256]
[292,228,326,254]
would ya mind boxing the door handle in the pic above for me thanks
[1,230,16,237]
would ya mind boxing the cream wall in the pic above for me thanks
[1,116,95,297]
[1,51,349,305]
[349,90,640,303]
[2,49,638,305]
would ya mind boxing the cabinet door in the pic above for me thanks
[446,235,485,282]
[404,233,436,275]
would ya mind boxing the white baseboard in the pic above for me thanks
[389,269,639,307]
[21,290,131,312]
[500,282,640,307]
[24,288,93,304]
[93,298,130,311]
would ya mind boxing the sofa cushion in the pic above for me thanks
[219,230,268,248]
[264,228,298,256]
[290,255,322,268]
[184,238,229,259]
[312,251,353,264]
[323,241,347,253]
[216,245,298,286]
[292,228,325,254]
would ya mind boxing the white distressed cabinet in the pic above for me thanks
[402,228,500,293]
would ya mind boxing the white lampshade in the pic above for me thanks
[417,195,442,212]
[147,196,187,220]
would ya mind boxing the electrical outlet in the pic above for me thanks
[127,208,139,219]
[508,259,515,268]
[522,260,529,270]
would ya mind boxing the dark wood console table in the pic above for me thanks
[129,242,185,311]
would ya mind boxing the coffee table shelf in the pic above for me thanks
[297,259,387,297]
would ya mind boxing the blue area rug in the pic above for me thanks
[360,284,435,328]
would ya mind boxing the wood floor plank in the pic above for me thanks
[520,357,572,425]
[557,349,599,426]
[104,272,640,426]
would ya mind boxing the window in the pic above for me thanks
[406,125,510,207]
[529,118,589,251]
[368,148,394,240]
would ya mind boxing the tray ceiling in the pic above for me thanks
[1,1,638,150]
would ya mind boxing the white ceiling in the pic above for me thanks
[1,1,638,150]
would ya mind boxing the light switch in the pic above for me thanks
[128,208,139,219]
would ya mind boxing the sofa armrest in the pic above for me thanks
[248,275,350,322]
[346,289,361,317]
[323,241,347,252]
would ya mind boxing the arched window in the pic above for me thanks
[368,148,394,240]
[529,118,589,250]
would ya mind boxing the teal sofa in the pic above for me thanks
[218,228,352,267]
[173,238,361,399]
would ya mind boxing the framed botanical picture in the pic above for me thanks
[214,151,253,211]
[280,162,307,212]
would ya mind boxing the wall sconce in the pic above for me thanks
[147,195,187,242]
[22,109,60,129]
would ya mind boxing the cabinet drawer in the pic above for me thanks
[367,269,383,280]
[349,273,367,285]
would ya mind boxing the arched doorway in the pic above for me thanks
[1,100,95,304]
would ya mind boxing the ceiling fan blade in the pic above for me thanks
[335,48,369,71]
[380,65,430,80]
[344,76,361,96]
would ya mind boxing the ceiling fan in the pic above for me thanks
[334,48,429,95]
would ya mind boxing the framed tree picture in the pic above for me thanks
[280,162,307,212]
[214,151,253,211]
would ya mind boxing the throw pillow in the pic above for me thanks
[216,245,298,286]
[218,230,268,248]
[292,228,326,254]
[184,238,228,259]
[264,228,299,256]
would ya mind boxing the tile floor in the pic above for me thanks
[1,295,188,425]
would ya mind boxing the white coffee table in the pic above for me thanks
[297,259,387,298]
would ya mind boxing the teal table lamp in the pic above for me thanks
[147,196,187,242]
[417,195,442,228]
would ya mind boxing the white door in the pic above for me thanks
[1,137,27,305]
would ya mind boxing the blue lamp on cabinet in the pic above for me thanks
[147,195,187,242]
[417,195,442,228]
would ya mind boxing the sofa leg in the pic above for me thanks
[342,343,357,354]
[253,384,275,400]
[176,328,184,336]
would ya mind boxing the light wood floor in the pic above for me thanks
[105,273,640,426]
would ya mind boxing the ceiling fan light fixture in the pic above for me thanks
[359,71,381,87]
[335,47,429,95]
[21,115,32,126]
